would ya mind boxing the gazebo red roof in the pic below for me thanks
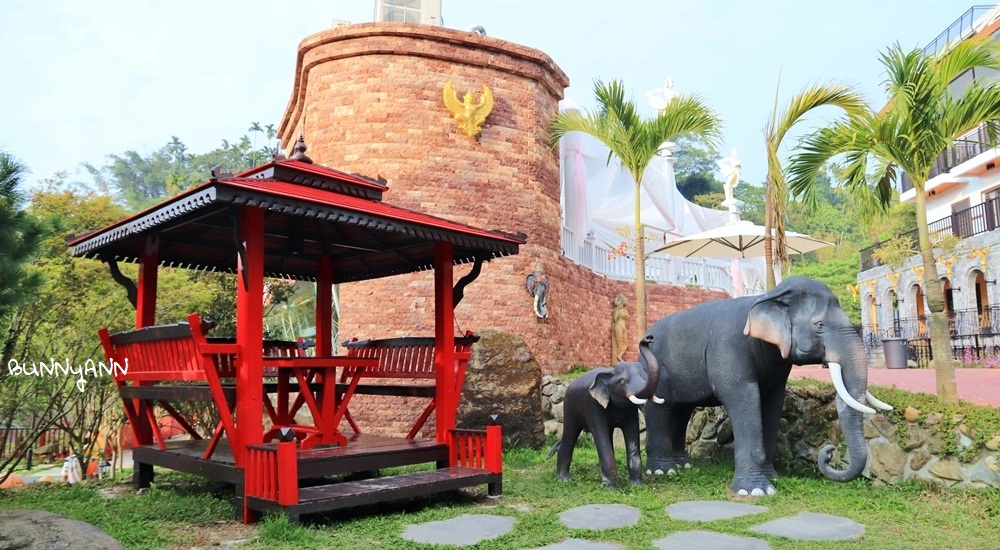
[68,157,524,283]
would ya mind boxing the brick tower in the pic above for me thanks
[278,23,724,374]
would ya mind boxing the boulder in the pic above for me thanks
[457,329,545,448]
[0,509,125,549]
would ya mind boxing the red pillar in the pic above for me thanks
[235,207,266,462]
[135,235,159,328]
[131,234,159,453]
[315,255,333,356]
[433,242,456,443]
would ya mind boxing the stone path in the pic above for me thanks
[400,500,864,548]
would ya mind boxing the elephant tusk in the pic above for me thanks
[628,395,647,405]
[651,395,665,404]
[865,391,894,411]
[828,362,876,415]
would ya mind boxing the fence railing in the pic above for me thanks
[860,305,1000,366]
[859,196,1000,271]
[1,425,71,464]
[561,226,733,293]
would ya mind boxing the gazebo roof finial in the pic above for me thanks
[289,135,312,164]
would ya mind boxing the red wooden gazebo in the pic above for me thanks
[68,140,523,521]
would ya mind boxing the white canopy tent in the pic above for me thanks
[559,130,767,296]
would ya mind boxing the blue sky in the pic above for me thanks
[0,0,978,189]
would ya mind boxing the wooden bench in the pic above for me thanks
[99,314,307,462]
[340,335,479,439]
[99,313,241,462]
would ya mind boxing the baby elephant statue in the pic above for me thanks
[548,335,661,489]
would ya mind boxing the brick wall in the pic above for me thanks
[278,23,726,376]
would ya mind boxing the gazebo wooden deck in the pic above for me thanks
[68,139,522,522]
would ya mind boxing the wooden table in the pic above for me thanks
[261,356,376,448]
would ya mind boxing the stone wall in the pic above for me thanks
[541,377,1000,488]
[278,22,726,374]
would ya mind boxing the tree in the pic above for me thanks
[0,152,46,364]
[86,127,279,211]
[673,136,725,202]
[548,80,722,335]
[788,37,1000,403]
[762,82,867,289]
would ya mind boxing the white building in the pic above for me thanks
[859,5,1000,366]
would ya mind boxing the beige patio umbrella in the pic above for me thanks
[650,220,832,259]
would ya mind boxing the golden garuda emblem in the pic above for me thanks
[443,80,493,138]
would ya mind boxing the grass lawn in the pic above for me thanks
[2,435,998,550]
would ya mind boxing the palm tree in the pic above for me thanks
[763,81,867,289]
[788,36,1000,403]
[548,80,722,336]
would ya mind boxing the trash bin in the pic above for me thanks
[882,338,909,369]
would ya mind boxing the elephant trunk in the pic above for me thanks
[818,327,883,482]
[634,335,660,401]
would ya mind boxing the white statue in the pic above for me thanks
[717,148,742,204]
[646,77,677,114]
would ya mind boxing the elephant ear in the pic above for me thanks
[744,292,793,359]
[589,372,613,409]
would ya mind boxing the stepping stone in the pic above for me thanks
[526,539,624,550]
[667,500,768,522]
[558,504,641,530]
[750,511,864,541]
[653,530,771,549]
[401,514,515,547]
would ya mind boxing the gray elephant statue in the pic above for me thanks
[549,335,661,489]
[642,276,892,496]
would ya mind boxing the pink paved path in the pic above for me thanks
[789,367,1000,407]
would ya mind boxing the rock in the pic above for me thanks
[716,418,734,445]
[986,436,1000,452]
[902,425,928,451]
[686,409,709,443]
[869,441,906,483]
[548,382,566,404]
[0,509,126,549]
[543,420,561,437]
[924,411,943,427]
[457,329,545,448]
[541,375,557,395]
[929,458,966,482]
[903,406,921,422]
[909,449,932,471]
[952,414,965,424]
[969,458,1000,485]
[926,434,946,454]
[551,402,564,423]
[986,455,999,474]
[871,414,896,438]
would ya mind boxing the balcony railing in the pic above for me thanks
[922,5,995,57]
[859,195,1000,271]
[861,305,1000,366]
[899,125,993,193]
